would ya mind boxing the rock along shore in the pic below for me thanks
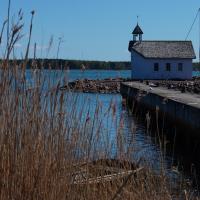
[60,78,131,94]
[60,76,200,94]
[143,76,200,94]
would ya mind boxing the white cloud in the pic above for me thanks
[30,44,48,51]
[14,43,22,48]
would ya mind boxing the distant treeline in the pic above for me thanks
[193,62,200,71]
[3,59,200,70]
[20,59,131,70]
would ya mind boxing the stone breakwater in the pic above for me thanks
[142,77,200,94]
[60,78,131,93]
[60,77,200,94]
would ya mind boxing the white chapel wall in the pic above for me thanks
[131,51,193,79]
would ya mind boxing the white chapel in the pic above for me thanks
[128,23,196,80]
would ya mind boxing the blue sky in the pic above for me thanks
[0,0,199,61]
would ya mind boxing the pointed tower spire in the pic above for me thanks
[132,16,143,42]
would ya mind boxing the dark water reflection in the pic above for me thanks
[67,91,177,174]
[25,69,200,189]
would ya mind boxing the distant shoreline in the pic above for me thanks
[3,59,200,71]
[18,59,131,70]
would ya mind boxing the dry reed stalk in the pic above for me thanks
[0,4,199,200]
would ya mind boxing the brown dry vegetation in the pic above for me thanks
[0,3,199,200]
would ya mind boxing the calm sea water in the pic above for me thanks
[26,69,199,84]
[43,69,199,81]
[68,70,131,80]
[193,70,200,77]
[25,69,167,165]
[26,69,200,186]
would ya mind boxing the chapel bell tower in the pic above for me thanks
[132,17,143,42]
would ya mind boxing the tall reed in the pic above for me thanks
[0,4,198,200]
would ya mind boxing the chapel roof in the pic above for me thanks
[129,41,196,59]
